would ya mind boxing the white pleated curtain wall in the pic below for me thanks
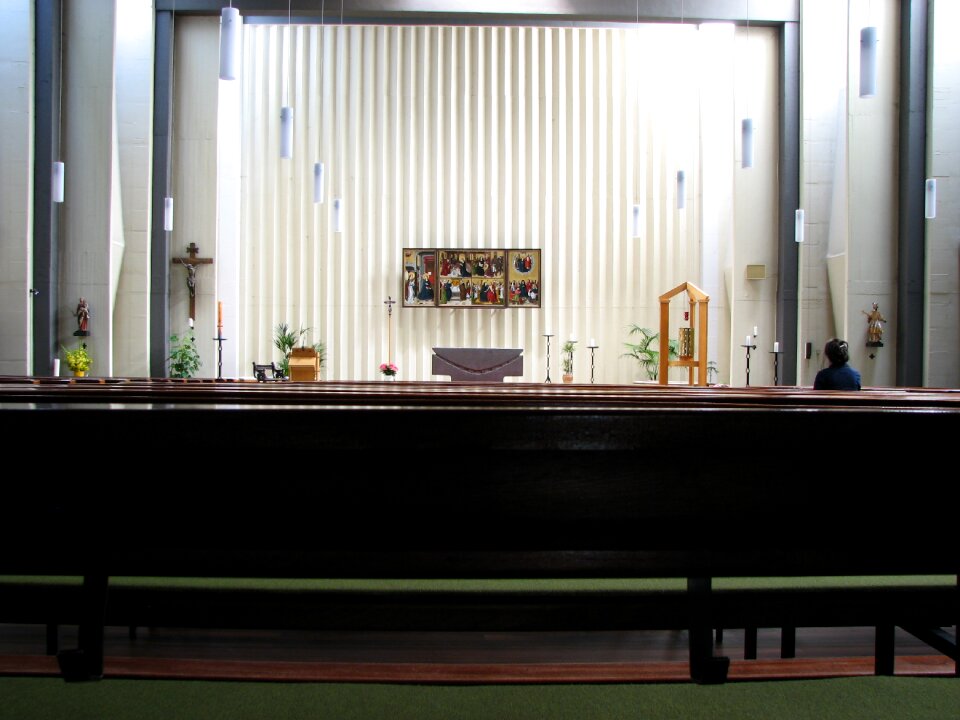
[240,24,703,382]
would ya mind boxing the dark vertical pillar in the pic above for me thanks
[777,21,801,387]
[151,11,175,377]
[896,0,928,387]
[32,0,61,376]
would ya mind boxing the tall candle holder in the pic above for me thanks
[742,337,757,386]
[213,330,227,381]
[542,333,554,383]
[770,346,783,386]
[587,341,598,383]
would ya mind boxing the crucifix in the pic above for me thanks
[384,296,396,364]
[171,242,213,322]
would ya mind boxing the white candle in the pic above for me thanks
[569,333,575,342]
[189,317,194,329]
[753,326,758,336]
[773,341,780,353]
[590,338,596,347]
[746,335,752,347]
[52,358,60,376]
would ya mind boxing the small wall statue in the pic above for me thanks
[863,302,886,347]
[74,297,90,337]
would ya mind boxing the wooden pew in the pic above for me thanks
[0,378,957,683]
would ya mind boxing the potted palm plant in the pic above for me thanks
[561,340,577,383]
[621,325,678,381]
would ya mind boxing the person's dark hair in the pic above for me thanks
[824,338,849,366]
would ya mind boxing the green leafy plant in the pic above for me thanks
[62,342,92,374]
[274,323,326,377]
[561,340,577,375]
[621,325,678,381]
[168,331,202,378]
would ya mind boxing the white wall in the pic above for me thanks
[0,0,32,375]
[927,0,960,388]
[113,0,154,377]
[224,22,779,384]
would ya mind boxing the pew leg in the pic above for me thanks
[688,577,730,684]
[744,626,758,660]
[781,625,796,659]
[45,623,58,656]
[56,573,107,682]
[875,623,895,676]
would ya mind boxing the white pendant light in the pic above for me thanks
[52,161,65,203]
[742,118,754,169]
[630,204,642,239]
[676,170,686,210]
[795,208,804,243]
[280,106,293,159]
[332,197,343,233]
[925,179,937,219]
[313,162,325,203]
[164,196,174,231]
[860,27,878,98]
[219,7,241,81]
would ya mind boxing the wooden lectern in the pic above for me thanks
[288,348,321,382]
[658,281,709,386]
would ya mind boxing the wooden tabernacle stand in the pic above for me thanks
[659,281,709,386]
[288,348,321,382]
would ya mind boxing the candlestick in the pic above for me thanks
[542,333,554,383]
[588,344,598,384]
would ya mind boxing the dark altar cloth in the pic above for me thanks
[431,347,523,382]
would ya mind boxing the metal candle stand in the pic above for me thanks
[770,349,783,386]
[587,343,598,383]
[543,333,554,383]
[742,339,757,386]
[213,332,227,381]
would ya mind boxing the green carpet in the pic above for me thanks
[1,677,957,720]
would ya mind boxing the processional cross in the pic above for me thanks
[384,296,396,364]
[171,242,213,322]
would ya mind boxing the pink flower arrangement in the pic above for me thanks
[379,362,398,377]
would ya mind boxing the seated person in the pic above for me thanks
[813,338,861,390]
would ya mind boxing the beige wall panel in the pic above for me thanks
[0,0,33,375]
[60,0,117,377]
[171,18,220,375]
[846,0,899,388]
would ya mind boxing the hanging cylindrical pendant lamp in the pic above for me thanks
[742,118,754,168]
[630,204,642,239]
[925,179,937,219]
[52,161,65,203]
[795,208,805,244]
[280,106,293,159]
[219,7,241,81]
[676,170,686,210]
[860,27,878,98]
[164,196,174,231]
[313,162,325,203]
[332,197,343,233]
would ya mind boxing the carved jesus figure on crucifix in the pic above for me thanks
[171,242,213,322]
